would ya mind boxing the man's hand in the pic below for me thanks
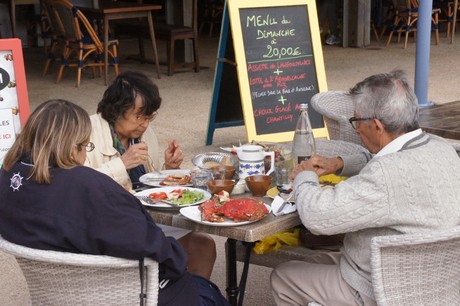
[290,154,344,180]
[120,142,149,170]
[164,140,183,169]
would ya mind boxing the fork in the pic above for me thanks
[135,195,162,204]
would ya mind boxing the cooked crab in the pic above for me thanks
[199,199,225,222]
[199,197,268,223]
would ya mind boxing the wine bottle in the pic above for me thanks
[292,104,316,165]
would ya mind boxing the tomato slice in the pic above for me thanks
[149,192,168,200]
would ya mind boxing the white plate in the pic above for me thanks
[139,170,192,187]
[179,204,271,227]
[136,187,211,210]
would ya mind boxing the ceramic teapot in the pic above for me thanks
[236,145,275,179]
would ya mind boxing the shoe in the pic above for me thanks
[325,35,341,45]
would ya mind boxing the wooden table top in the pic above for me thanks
[146,197,301,242]
[79,0,161,13]
[419,101,460,140]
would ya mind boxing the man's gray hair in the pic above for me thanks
[349,70,419,134]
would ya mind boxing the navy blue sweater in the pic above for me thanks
[0,159,200,305]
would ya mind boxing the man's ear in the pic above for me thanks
[373,118,386,135]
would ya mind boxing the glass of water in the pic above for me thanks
[190,169,213,190]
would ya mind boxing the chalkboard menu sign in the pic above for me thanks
[227,0,328,142]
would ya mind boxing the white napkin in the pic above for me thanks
[271,195,297,216]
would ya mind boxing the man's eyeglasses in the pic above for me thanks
[79,142,95,152]
[134,111,158,124]
[348,117,374,130]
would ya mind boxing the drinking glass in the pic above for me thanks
[190,169,213,190]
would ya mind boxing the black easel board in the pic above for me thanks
[206,0,328,145]
[227,0,328,142]
[206,3,244,145]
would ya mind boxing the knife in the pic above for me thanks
[276,193,294,213]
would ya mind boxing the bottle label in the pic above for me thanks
[297,156,311,164]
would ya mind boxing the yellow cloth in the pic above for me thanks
[253,228,300,255]
[319,174,347,185]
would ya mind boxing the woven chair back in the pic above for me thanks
[371,226,460,306]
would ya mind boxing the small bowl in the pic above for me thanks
[210,165,236,180]
[207,179,236,195]
[245,175,272,197]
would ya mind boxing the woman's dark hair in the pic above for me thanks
[97,71,162,124]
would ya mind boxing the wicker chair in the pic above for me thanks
[371,226,460,306]
[0,235,159,306]
[316,138,368,157]
[49,0,119,87]
[310,90,363,145]
[385,0,441,49]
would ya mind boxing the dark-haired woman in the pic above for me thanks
[85,71,216,280]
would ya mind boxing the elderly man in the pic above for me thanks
[270,70,460,306]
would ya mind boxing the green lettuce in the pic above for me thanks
[171,190,204,205]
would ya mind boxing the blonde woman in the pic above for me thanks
[0,100,229,306]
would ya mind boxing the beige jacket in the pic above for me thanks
[85,113,161,189]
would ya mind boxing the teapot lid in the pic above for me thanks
[241,144,262,152]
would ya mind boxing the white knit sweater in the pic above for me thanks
[293,133,460,299]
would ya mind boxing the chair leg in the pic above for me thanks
[56,64,65,83]
[209,23,214,38]
[404,30,409,49]
[386,30,394,46]
[43,41,57,76]
[75,46,85,88]
[91,66,97,79]
[56,45,70,84]
[433,12,440,45]
[168,39,175,76]
[112,44,119,76]
[386,16,400,47]
[9,1,16,38]
[447,4,452,38]
[379,25,387,39]
[372,23,380,42]
[193,39,200,73]
[138,37,146,63]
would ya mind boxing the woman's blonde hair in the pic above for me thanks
[2,99,91,184]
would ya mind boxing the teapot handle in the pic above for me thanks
[264,151,275,175]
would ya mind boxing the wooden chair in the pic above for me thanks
[49,0,119,87]
[116,0,199,76]
[154,0,200,76]
[386,0,441,48]
[0,0,39,38]
[371,226,460,305]
[0,235,159,306]
[41,0,67,76]
[199,0,224,37]
[445,1,460,41]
